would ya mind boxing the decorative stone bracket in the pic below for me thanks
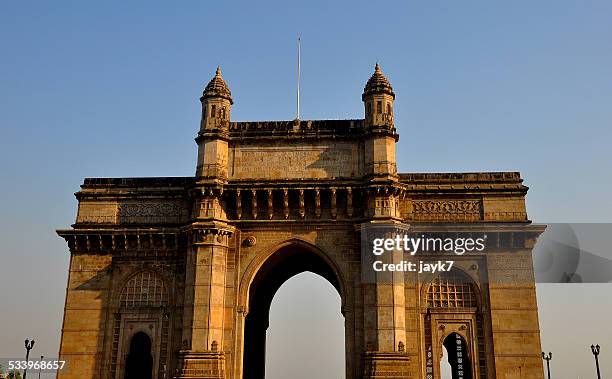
[188,225,234,247]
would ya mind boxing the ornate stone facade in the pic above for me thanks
[57,65,545,378]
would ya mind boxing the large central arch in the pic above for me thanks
[241,240,346,379]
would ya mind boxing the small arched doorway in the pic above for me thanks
[441,333,472,379]
[243,241,345,379]
[124,332,153,379]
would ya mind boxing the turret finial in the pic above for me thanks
[202,65,233,104]
[362,62,395,100]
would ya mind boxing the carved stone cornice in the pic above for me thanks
[195,128,230,143]
[56,229,186,254]
[399,172,528,194]
[366,124,400,141]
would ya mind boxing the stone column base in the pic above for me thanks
[174,350,225,379]
[363,351,411,378]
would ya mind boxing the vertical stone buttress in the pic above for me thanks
[175,68,233,379]
[361,64,411,377]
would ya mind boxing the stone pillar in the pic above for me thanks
[175,225,233,379]
[282,188,289,219]
[251,190,257,219]
[487,228,546,379]
[233,307,248,379]
[360,224,411,378]
[267,189,273,220]
[299,189,305,218]
[331,187,337,219]
[347,187,353,218]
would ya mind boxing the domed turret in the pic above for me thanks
[196,67,233,180]
[362,63,395,127]
[200,67,233,131]
[362,63,395,100]
[361,63,398,183]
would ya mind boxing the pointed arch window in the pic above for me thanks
[120,271,169,308]
[426,271,476,308]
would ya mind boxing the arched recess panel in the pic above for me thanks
[423,270,488,379]
[120,271,169,308]
[110,271,171,379]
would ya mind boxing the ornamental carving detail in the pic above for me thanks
[243,236,257,247]
[119,202,185,224]
[410,200,482,221]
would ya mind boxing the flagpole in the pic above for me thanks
[297,36,301,120]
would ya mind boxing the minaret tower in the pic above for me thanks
[176,68,235,379]
[360,64,410,379]
[362,63,401,220]
[196,67,233,180]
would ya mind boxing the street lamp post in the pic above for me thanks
[542,352,552,379]
[591,345,601,379]
[23,339,35,379]
[38,355,44,379]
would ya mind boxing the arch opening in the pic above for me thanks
[441,332,472,379]
[124,331,153,379]
[440,344,453,379]
[265,272,345,378]
[243,242,345,379]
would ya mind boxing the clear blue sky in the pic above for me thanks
[1,1,611,378]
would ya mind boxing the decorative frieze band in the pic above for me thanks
[410,200,482,221]
[118,202,185,223]
[77,201,188,225]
